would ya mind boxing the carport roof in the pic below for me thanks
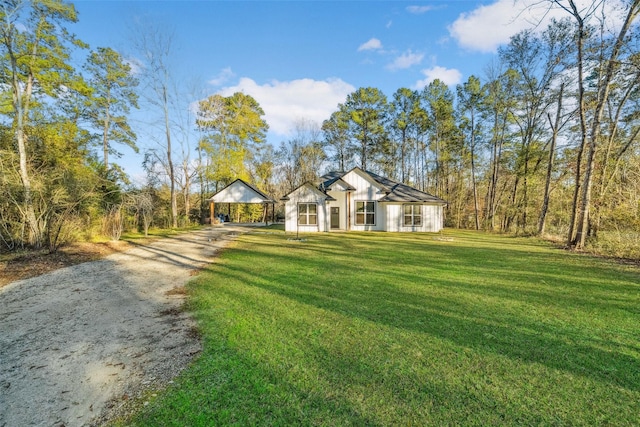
[209,179,276,204]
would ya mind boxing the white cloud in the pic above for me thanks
[358,38,383,52]
[448,0,534,53]
[208,67,235,86]
[449,0,628,53]
[414,66,462,88]
[406,5,435,14]
[217,77,355,136]
[124,56,144,75]
[387,50,424,71]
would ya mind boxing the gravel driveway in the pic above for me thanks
[0,226,246,427]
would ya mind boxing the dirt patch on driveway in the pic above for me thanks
[0,240,133,288]
[0,226,246,427]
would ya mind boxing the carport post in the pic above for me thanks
[210,201,215,225]
[263,203,268,226]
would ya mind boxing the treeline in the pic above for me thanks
[276,5,640,256]
[0,0,205,251]
[0,1,138,251]
[2,0,639,259]
[0,0,278,252]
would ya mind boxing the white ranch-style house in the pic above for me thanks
[282,167,447,233]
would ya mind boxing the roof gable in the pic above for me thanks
[281,182,336,202]
[210,179,275,203]
[344,167,388,192]
[320,177,355,192]
[319,172,354,191]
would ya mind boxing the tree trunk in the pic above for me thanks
[566,3,587,246]
[538,84,564,236]
[103,91,111,168]
[16,129,40,246]
[9,37,41,246]
[470,113,480,230]
[197,143,206,224]
[486,110,505,231]
[521,144,530,233]
[420,139,428,191]
[570,0,640,249]
[471,148,480,230]
[504,175,520,232]
[163,84,178,228]
[183,169,191,223]
[573,143,596,248]
[591,66,639,238]
[400,129,407,183]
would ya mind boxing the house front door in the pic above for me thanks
[330,207,340,229]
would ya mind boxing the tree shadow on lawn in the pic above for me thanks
[213,239,640,394]
[262,232,640,309]
[137,321,384,426]
[190,284,520,425]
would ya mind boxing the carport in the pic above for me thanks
[209,179,276,225]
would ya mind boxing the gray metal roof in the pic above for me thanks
[318,172,356,192]
[320,168,447,204]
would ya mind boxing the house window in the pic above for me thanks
[356,201,375,225]
[298,203,317,225]
[404,204,422,226]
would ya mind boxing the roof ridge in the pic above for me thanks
[235,178,276,202]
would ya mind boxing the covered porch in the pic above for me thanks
[209,179,276,225]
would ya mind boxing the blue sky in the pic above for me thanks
[68,0,616,180]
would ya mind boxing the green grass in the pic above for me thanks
[124,229,640,426]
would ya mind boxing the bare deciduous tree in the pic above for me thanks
[552,0,640,248]
[131,21,179,227]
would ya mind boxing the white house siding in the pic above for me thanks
[422,204,443,232]
[284,185,328,232]
[342,170,382,200]
[342,170,385,231]
[384,203,444,232]
[385,204,400,232]
[326,190,347,230]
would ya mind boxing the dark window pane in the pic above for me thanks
[356,213,364,225]
[366,213,375,225]
[404,215,412,226]
[309,204,317,214]
[309,214,317,225]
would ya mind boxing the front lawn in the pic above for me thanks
[125,229,640,426]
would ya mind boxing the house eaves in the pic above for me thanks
[281,181,336,201]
